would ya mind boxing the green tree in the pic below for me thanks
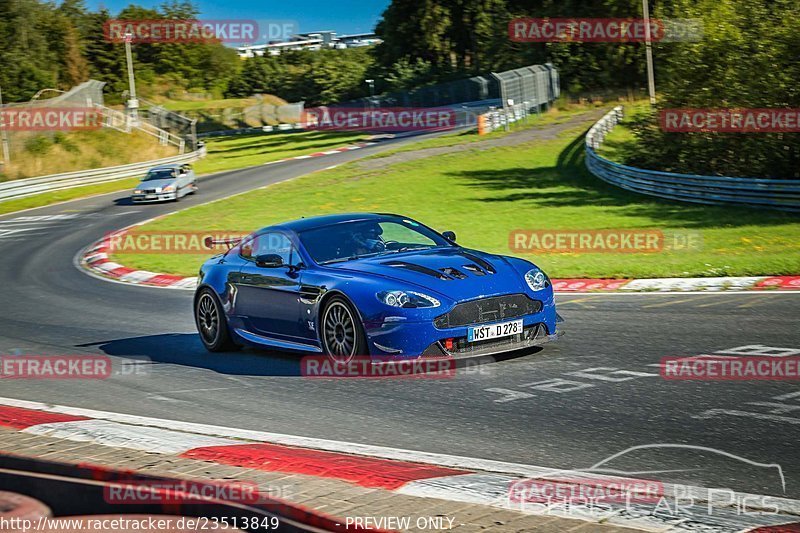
[627,0,800,178]
[83,9,128,101]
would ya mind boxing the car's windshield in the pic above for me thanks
[299,217,451,264]
[142,169,176,181]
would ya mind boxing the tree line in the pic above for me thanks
[0,0,239,103]
[2,0,797,177]
[0,0,676,105]
[626,0,800,178]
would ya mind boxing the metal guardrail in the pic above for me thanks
[0,148,205,203]
[585,106,800,212]
[97,105,186,152]
[197,123,304,138]
[478,101,546,134]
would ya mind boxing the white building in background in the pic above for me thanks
[236,31,381,58]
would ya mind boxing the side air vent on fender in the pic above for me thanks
[299,285,323,302]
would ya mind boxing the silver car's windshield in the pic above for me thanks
[143,169,176,181]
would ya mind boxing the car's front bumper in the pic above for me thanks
[421,322,558,358]
[364,300,558,358]
[132,192,177,203]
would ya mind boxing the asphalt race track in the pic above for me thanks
[0,138,798,502]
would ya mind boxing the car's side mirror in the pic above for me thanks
[255,254,284,268]
[442,231,457,242]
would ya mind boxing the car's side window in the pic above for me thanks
[242,232,298,266]
[239,233,256,260]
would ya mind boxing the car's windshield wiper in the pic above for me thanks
[395,245,431,252]
[321,251,385,264]
[320,246,436,265]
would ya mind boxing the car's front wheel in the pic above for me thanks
[195,288,240,352]
[321,296,366,363]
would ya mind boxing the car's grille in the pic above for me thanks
[433,294,542,329]
[449,323,548,356]
[420,323,550,358]
[142,189,157,194]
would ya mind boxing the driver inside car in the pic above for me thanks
[351,222,386,255]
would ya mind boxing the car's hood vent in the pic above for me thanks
[440,267,467,279]
[380,252,500,281]
[462,264,486,276]
[335,249,523,300]
[381,260,452,280]
[460,252,496,274]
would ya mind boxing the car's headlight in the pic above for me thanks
[133,189,142,194]
[525,267,551,291]
[161,185,175,193]
[377,290,440,308]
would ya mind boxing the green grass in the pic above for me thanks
[1,129,177,180]
[0,130,368,216]
[595,101,651,164]
[193,130,369,175]
[159,98,261,111]
[374,102,608,157]
[112,117,800,279]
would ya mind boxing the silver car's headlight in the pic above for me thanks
[525,267,551,291]
[133,189,142,194]
[377,290,440,308]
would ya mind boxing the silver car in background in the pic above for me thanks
[132,164,198,203]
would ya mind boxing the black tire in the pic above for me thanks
[320,295,367,363]
[195,288,240,352]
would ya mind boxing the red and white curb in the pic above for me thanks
[0,397,798,532]
[80,234,198,289]
[79,240,800,294]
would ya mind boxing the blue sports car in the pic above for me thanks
[194,213,558,360]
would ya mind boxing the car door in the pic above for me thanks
[180,164,195,195]
[185,165,196,189]
[176,165,190,196]
[233,231,305,340]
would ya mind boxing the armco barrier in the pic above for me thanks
[0,148,205,203]
[585,106,800,212]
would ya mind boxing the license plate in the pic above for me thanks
[145,195,156,199]
[468,319,523,342]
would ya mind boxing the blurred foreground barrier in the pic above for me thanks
[586,106,800,212]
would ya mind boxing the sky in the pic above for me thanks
[85,0,391,36]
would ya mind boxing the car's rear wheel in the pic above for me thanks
[321,296,366,363]
[195,288,240,352]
